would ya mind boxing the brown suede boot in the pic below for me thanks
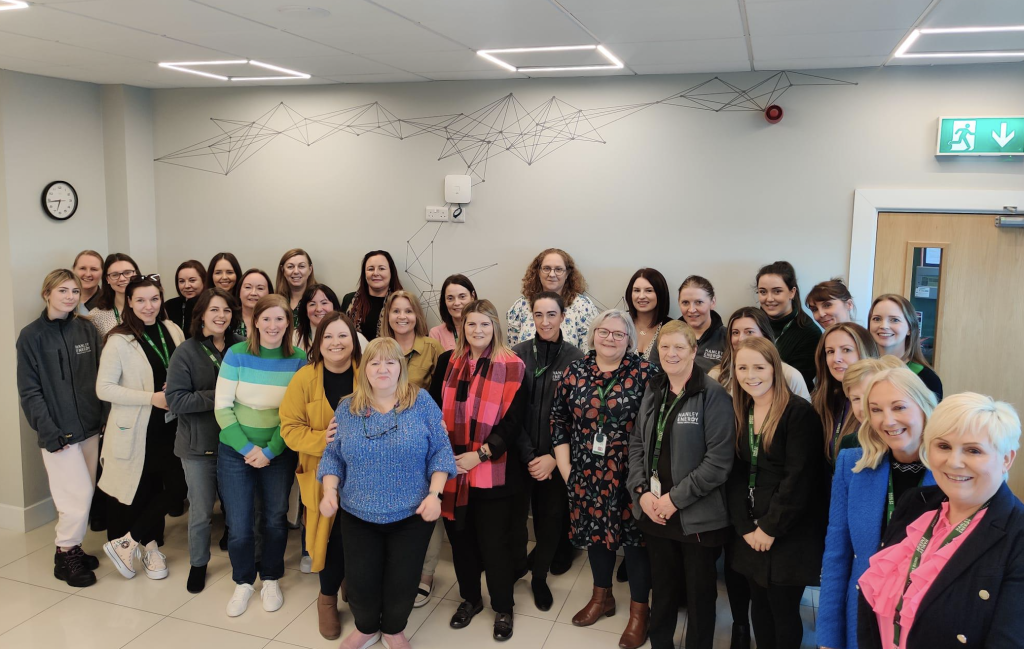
[572,586,616,627]
[317,593,341,640]
[617,600,649,649]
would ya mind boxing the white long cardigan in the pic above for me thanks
[96,321,185,505]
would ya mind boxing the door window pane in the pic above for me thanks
[910,247,942,366]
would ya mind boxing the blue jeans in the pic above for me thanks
[181,455,217,567]
[217,443,297,584]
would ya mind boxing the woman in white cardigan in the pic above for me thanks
[97,275,187,581]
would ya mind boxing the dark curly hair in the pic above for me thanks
[519,248,587,307]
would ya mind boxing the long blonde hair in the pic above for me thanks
[348,337,418,414]
[453,299,516,360]
[731,337,792,453]
[380,290,429,339]
[852,366,937,472]
[41,269,83,318]
[246,294,297,357]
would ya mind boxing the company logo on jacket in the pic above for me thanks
[552,370,563,382]
[75,342,92,355]
[676,411,699,425]
[702,349,723,362]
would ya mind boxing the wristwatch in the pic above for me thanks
[477,448,490,463]
[431,490,443,500]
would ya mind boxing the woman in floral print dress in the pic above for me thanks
[506,248,598,351]
[553,309,656,649]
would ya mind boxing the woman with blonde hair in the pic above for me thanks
[818,364,938,649]
[857,392,1023,648]
[726,336,826,649]
[215,294,306,618]
[811,322,878,465]
[17,269,104,587]
[318,337,456,649]
[381,290,443,390]
[506,247,598,350]
[430,299,527,641]
[275,248,317,324]
[72,250,105,313]
[868,294,942,400]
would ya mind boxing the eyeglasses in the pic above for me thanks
[107,269,137,281]
[595,328,628,342]
[540,266,567,276]
[128,273,161,284]
[362,409,399,440]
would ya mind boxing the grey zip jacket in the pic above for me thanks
[627,366,734,536]
[16,310,103,451]
[166,333,240,458]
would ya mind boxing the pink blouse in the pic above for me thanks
[428,324,456,352]
[858,501,987,649]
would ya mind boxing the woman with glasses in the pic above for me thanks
[318,337,456,649]
[97,274,187,582]
[506,248,598,350]
[552,309,656,649]
[89,253,142,338]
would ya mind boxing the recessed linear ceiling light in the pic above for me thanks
[895,25,1024,58]
[0,1,29,10]
[477,44,624,73]
[158,59,311,81]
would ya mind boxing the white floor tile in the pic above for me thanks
[408,598,554,648]
[555,558,640,636]
[0,544,117,594]
[0,522,58,570]
[0,594,161,649]
[171,567,321,638]
[121,617,269,649]
[275,592,443,649]
[543,623,633,649]
[0,577,70,635]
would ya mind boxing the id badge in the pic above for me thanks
[650,474,662,499]
[164,411,178,424]
[592,431,607,456]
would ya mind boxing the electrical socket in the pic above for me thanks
[425,206,448,222]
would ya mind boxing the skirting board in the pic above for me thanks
[0,497,56,533]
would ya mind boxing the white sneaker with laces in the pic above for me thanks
[261,579,284,612]
[141,541,168,579]
[226,583,255,617]
[103,534,138,580]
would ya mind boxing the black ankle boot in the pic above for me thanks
[531,577,553,611]
[730,623,751,649]
[187,565,207,594]
[54,548,96,588]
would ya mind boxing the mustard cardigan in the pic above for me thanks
[279,361,357,572]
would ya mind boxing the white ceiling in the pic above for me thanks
[0,0,1020,87]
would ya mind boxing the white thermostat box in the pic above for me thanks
[445,175,472,204]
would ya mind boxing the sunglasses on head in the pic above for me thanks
[128,273,161,285]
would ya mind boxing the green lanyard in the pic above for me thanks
[532,338,562,378]
[892,500,990,647]
[747,406,768,498]
[201,344,221,369]
[776,318,794,342]
[142,325,170,368]
[832,401,849,459]
[595,377,619,430]
[651,387,686,475]
[113,306,121,324]
[237,321,247,338]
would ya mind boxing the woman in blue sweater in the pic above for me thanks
[817,365,937,649]
[318,337,456,649]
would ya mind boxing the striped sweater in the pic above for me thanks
[215,341,307,459]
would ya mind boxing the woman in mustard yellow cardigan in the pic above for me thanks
[280,311,361,640]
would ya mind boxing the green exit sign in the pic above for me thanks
[937,116,1024,156]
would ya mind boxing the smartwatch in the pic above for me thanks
[431,490,443,500]
[477,448,490,463]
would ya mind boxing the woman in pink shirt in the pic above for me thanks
[857,392,1024,649]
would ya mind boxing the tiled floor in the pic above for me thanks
[0,514,818,648]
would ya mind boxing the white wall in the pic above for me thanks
[151,64,1024,324]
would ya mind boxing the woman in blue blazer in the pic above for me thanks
[817,364,937,649]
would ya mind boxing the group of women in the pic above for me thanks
[14,245,1023,649]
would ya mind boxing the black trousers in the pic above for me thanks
[106,437,187,546]
[444,493,522,614]
[339,509,433,635]
[748,581,806,649]
[646,534,722,649]
[724,539,751,626]
[319,513,345,596]
[512,473,569,581]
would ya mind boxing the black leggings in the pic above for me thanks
[748,581,806,649]
[319,514,345,596]
[107,439,186,546]
[588,545,651,603]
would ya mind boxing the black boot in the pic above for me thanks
[187,565,207,594]
[54,547,96,588]
[531,577,553,611]
[219,528,229,551]
[730,623,751,649]
[64,545,99,570]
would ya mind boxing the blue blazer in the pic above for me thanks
[817,448,935,649]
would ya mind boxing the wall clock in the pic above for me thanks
[42,180,78,220]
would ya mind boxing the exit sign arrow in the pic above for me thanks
[993,123,1016,148]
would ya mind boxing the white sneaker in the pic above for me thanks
[261,579,284,612]
[414,581,432,608]
[226,583,255,617]
[103,534,138,580]
[299,555,312,573]
[141,541,168,579]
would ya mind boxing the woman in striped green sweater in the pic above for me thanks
[215,294,306,618]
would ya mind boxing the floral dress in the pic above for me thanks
[551,351,656,550]
[506,293,598,351]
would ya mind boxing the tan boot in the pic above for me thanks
[617,600,649,649]
[572,586,615,627]
[317,593,340,640]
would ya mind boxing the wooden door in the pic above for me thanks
[874,212,1024,495]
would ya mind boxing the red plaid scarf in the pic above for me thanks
[440,348,524,523]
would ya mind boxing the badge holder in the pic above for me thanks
[592,431,607,456]
[650,473,662,498]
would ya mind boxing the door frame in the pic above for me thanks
[848,188,1024,318]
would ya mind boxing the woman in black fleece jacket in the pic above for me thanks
[755,261,821,387]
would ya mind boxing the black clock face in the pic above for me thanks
[42,181,78,220]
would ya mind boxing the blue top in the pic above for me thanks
[317,388,457,524]
[817,447,935,649]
